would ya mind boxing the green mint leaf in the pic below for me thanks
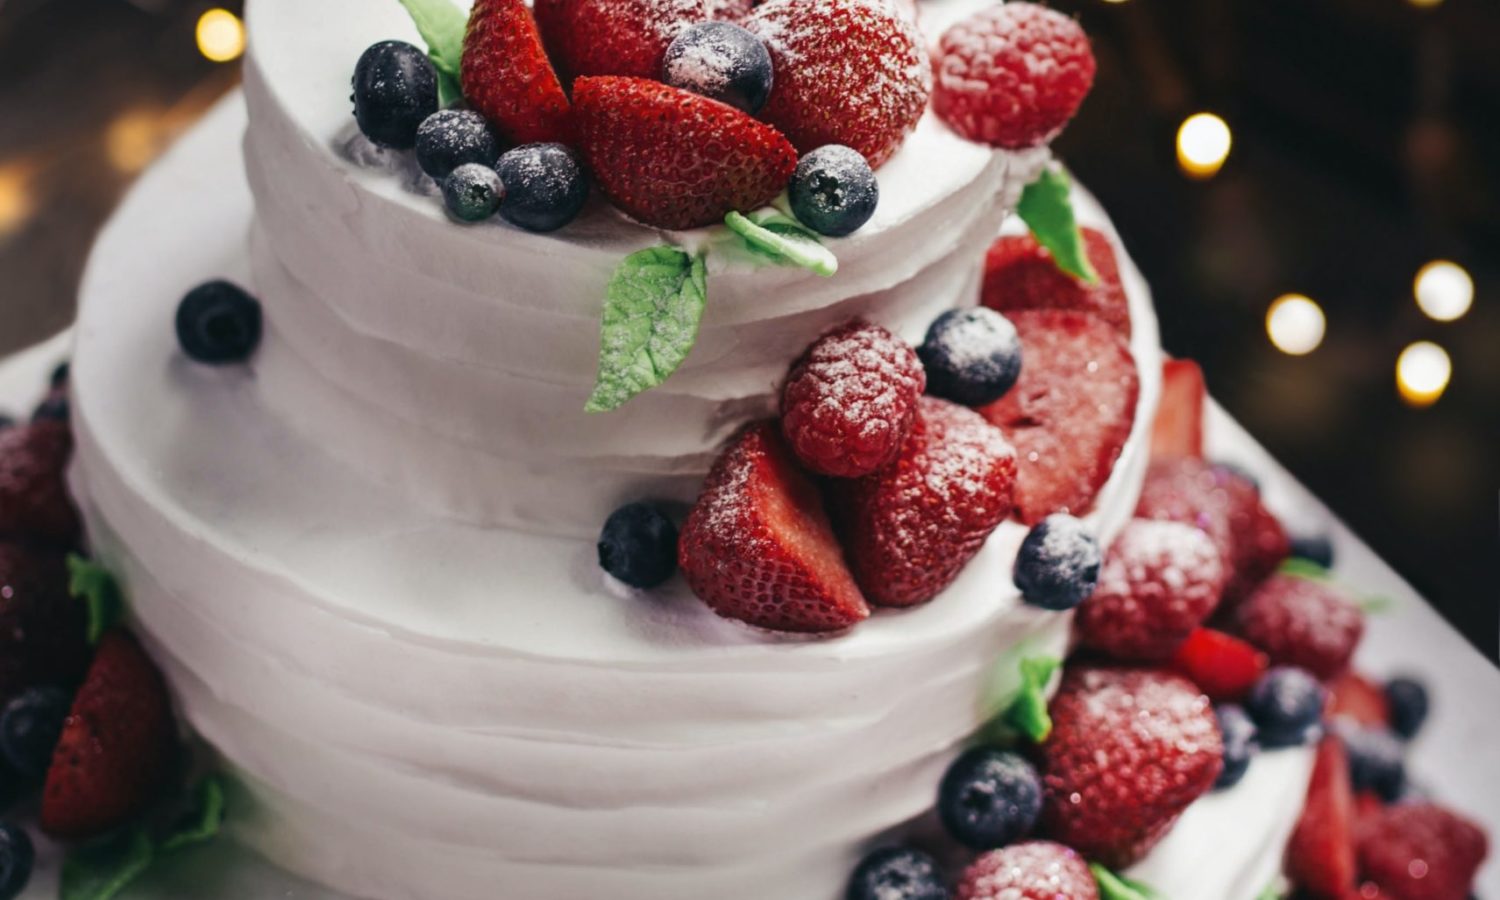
[1360,594,1396,615]
[60,829,155,900]
[1254,884,1286,900]
[1017,167,1097,284]
[160,777,228,853]
[724,210,838,277]
[1090,863,1166,900]
[1279,557,1332,581]
[68,555,123,645]
[1003,655,1061,743]
[585,246,709,413]
[396,0,467,106]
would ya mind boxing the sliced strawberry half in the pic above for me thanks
[981,310,1139,524]
[41,631,175,840]
[1151,358,1206,460]
[1169,627,1267,702]
[981,228,1131,335]
[1288,736,1359,900]
[678,422,869,633]
[462,0,574,145]
[573,76,798,230]
[1327,671,1391,729]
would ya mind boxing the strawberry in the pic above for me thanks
[461,0,574,145]
[981,310,1139,524]
[0,543,89,706]
[536,0,706,83]
[780,320,926,479]
[1232,574,1364,680]
[1355,804,1488,900]
[678,422,869,633]
[0,420,81,549]
[745,0,931,168]
[932,2,1096,149]
[1150,359,1205,460]
[1135,457,1290,607]
[1327,671,1391,729]
[1074,519,1225,661]
[572,76,797,230]
[41,631,175,840]
[1288,736,1358,899]
[957,841,1099,900]
[827,397,1016,608]
[1038,665,1223,868]
[1169,627,1267,702]
[981,228,1130,336]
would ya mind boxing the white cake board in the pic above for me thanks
[2,331,1497,897]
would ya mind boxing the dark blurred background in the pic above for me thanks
[0,0,1495,657]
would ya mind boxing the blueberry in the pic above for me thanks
[176,280,262,364]
[442,163,505,223]
[1332,720,1406,801]
[598,503,679,589]
[31,392,67,423]
[1210,461,1260,493]
[1288,533,1334,569]
[352,41,438,149]
[661,22,774,114]
[0,687,71,779]
[495,143,590,233]
[415,110,501,180]
[1014,514,1101,611]
[937,747,1042,850]
[49,361,69,389]
[789,145,879,238]
[845,846,947,900]
[918,308,1023,407]
[0,415,14,432]
[1384,676,1429,740]
[0,823,32,900]
[1245,667,1325,748]
[1215,704,1259,790]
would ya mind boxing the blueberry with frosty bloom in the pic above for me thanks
[442,163,505,222]
[662,21,774,115]
[495,143,589,233]
[789,144,879,237]
[351,41,437,149]
[919,307,1023,407]
[1013,514,1100,611]
[416,109,501,179]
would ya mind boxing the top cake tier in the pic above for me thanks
[239,0,1047,536]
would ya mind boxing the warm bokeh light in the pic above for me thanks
[106,109,168,174]
[196,9,246,63]
[1396,341,1451,407]
[0,164,34,239]
[1177,113,1233,179]
[1413,260,1473,322]
[1266,294,1326,356]
[1407,0,1443,8]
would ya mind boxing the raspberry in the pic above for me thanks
[1355,803,1489,900]
[0,544,89,707]
[932,2,1096,149]
[956,842,1099,900]
[828,397,1016,607]
[1074,519,1225,661]
[461,0,574,145]
[780,321,925,478]
[1232,574,1364,680]
[746,0,931,168]
[1038,665,1223,868]
[981,228,1130,336]
[678,422,869,633]
[0,421,80,549]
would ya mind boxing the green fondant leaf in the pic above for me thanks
[585,246,709,413]
[1017,167,1097,284]
[1090,863,1167,900]
[396,0,467,106]
[723,210,838,277]
[160,777,228,853]
[67,555,123,645]
[1279,557,1332,581]
[1004,655,1062,743]
[60,829,155,900]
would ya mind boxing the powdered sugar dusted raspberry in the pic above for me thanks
[1075,519,1226,661]
[957,841,1099,900]
[746,0,931,167]
[1232,573,1364,679]
[933,2,1096,149]
[781,320,925,478]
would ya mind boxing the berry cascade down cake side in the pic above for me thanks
[18,0,1491,897]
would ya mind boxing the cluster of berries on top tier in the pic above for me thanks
[350,0,1096,234]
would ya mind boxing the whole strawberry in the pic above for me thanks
[573,76,797,229]
[981,310,1139,524]
[1232,574,1364,680]
[41,631,175,840]
[1038,665,1223,867]
[0,544,89,706]
[1075,519,1225,661]
[1356,803,1488,900]
[0,420,81,549]
[678,422,869,633]
[828,397,1016,608]
[745,0,931,168]
[462,0,574,145]
[780,321,925,479]
[538,0,706,82]
[1287,736,1358,899]
[933,2,1096,149]
[982,228,1130,336]
[957,841,1099,900]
